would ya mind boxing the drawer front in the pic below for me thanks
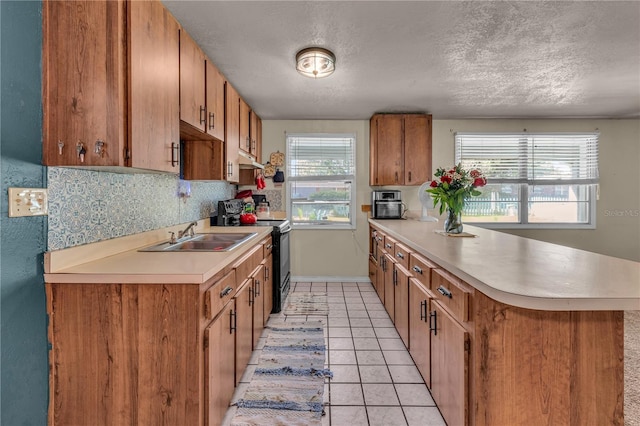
[394,242,412,270]
[409,253,437,289]
[203,270,237,320]
[431,269,470,322]
[233,244,264,286]
[383,235,397,253]
[262,236,273,257]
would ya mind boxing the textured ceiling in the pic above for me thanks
[163,1,640,120]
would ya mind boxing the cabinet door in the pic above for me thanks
[263,253,274,324]
[205,60,225,141]
[239,98,251,154]
[370,114,403,185]
[431,300,469,426]
[225,82,240,183]
[256,115,263,163]
[252,264,265,349]
[179,30,206,132]
[181,139,224,181]
[249,110,259,158]
[394,264,410,348]
[129,0,180,173]
[409,279,431,388]
[403,114,432,185]
[383,253,396,321]
[204,300,235,426]
[375,245,386,303]
[42,0,127,167]
[234,279,253,385]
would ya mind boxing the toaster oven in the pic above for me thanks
[372,190,404,219]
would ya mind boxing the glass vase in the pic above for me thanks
[444,208,463,234]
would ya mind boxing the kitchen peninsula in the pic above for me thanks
[369,217,639,425]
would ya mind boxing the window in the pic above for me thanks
[455,132,599,228]
[286,133,356,229]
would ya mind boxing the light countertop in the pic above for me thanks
[370,218,640,311]
[44,224,274,285]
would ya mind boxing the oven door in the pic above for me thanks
[279,223,291,285]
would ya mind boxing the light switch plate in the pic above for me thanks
[8,188,48,217]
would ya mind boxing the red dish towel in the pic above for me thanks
[256,173,266,190]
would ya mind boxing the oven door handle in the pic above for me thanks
[280,225,292,234]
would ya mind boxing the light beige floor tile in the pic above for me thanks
[403,406,446,426]
[395,383,435,406]
[388,365,425,383]
[239,364,256,383]
[348,310,370,318]
[350,318,373,327]
[342,286,360,292]
[230,382,249,404]
[353,337,381,350]
[359,365,392,383]
[329,364,360,383]
[331,406,369,425]
[371,318,395,327]
[356,350,386,365]
[369,310,392,319]
[321,406,330,426]
[383,350,416,365]
[378,338,407,351]
[367,406,408,426]
[329,349,357,364]
[346,303,368,311]
[329,317,350,327]
[365,303,386,311]
[327,282,343,287]
[329,327,352,338]
[375,327,401,338]
[330,337,355,350]
[248,349,262,365]
[351,327,376,338]
[328,310,349,318]
[324,383,330,404]
[362,383,400,405]
[330,383,365,405]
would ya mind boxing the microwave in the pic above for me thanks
[372,190,404,219]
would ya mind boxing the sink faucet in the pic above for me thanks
[177,221,198,240]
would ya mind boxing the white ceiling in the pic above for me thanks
[163,1,640,120]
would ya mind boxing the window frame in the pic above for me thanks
[285,132,357,230]
[455,132,599,230]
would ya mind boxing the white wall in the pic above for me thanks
[263,118,640,278]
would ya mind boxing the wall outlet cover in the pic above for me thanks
[8,188,48,217]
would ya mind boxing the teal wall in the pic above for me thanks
[1,1,48,424]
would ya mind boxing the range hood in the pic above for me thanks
[238,151,264,169]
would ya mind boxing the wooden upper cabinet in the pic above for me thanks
[206,61,225,142]
[129,0,180,173]
[249,110,260,158]
[43,0,180,173]
[239,98,251,154]
[369,113,432,186]
[225,82,240,183]
[179,29,206,132]
[42,0,127,167]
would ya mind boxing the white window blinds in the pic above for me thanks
[287,134,355,179]
[455,133,599,185]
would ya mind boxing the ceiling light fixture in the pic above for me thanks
[295,47,336,79]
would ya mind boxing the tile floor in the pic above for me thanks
[223,281,446,426]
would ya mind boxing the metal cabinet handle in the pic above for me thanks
[408,171,412,182]
[385,243,392,249]
[171,142,179,167]
[246,136,250,150]
[429,310,437,335]
[393,268,398,286]
[266,244,273,250]
[249,287,254,305]
[265,266,270,280]
[200,106,206,125]
[230,310,236,333]
[395,171,398,183]
[208,112,215,129]
[437,286,452,299]
[396,252,404,259]
[376,236,383,242]
[220,286,233,298]
[420,300,427,321]
[412,265,423,274]
[255,279,260,296]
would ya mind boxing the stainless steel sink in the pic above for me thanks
[139,232,258,252]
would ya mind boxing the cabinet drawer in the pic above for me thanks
[394,243,412,270]
[262,236,273,257]
[233,244,263,286]
[431,269,470,322]
[383,235,397,253]
[203,270,237,320]
[409,253,437,289]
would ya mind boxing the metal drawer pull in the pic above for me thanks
[255,280,260,296]
[209,112,215,129]
[265,267,270,280]
[249,287,254,305]
[429,310,437,335]
[385,243,392,249]
[396,252,404,259]
[200,106,206,124]
[230,310,236,333]
[420,300,427,321]
[437,286,452,298]
[412,265,423,274]
[393,268,397,285]
[266,244,273,250]
[220,286,233,298]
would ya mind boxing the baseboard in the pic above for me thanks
[291,276,371,283]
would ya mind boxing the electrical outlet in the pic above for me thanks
[8,188,48,217]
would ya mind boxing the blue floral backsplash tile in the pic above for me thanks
[47,168,235,250]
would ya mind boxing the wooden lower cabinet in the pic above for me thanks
[394,263,410,348]
[251,264,265,349]
[204,300,236,426]
[383,252,396,321]
[430,300,469,426]
[234,278,253,386]
[408,278,431,388]
[263,253,274,324]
